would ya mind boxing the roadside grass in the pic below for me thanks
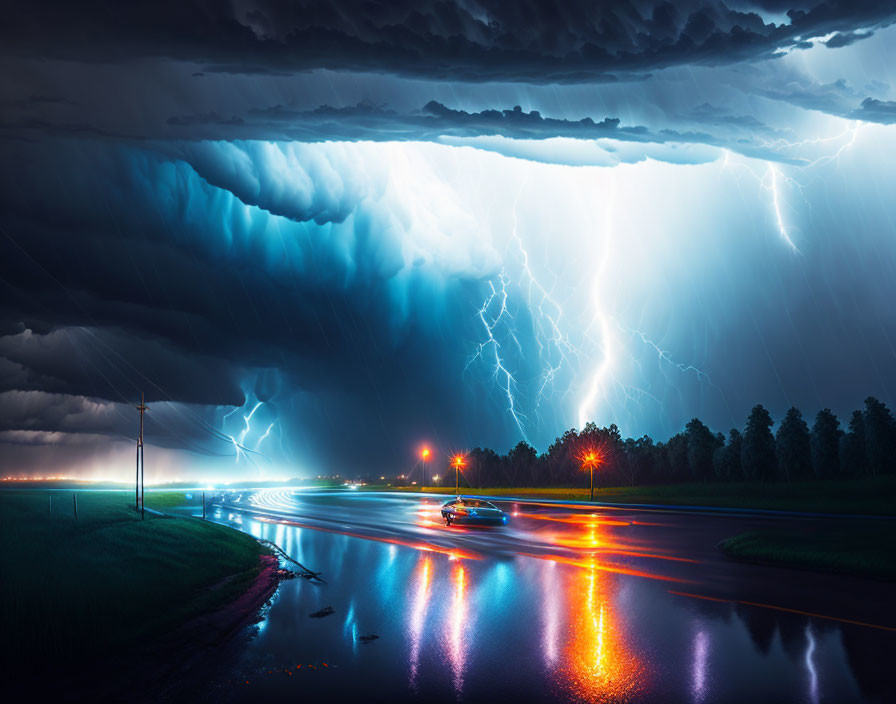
[719,525,896,580]
[382,476,896,515]
[0,490,267,664]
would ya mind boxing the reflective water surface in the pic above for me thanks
[198,490,892,703]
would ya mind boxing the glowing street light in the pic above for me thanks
[452,454,466,495]
[580,449,601,502]
[421,446,431,490]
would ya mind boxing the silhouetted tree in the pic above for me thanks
[862,397,896,476]
[685,418,720,480]
[713,428,743,480]
[810,409,841,478]
[466,395,894,489]
[468,447,502,487]
[775,407,811,481]
[619,436,658,486]
[653,441,672,484]
[840,410,867,477]
[665,432,689,481]
[546,428,581,485]
[741,405,776,480]
[507,441,538,485]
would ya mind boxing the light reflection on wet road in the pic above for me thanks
[199,489,894,703]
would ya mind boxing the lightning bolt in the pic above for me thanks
[469,179,589,440]
[577,172,618,430]
[617,322,713,385]
[768,164,799,252]
[467,270,529,441]
[759,122,863,168]
[508,182,582,413]
[239,401,264,446]
[724,121,864,254]
[256,419,278,450]
[468,121,862,442]
[218,372,286,469]
[221,404,252,464]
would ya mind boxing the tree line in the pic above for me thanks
[433,397,896,488]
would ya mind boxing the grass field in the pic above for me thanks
[719,525,896,580]
[382,476,896,515]
[0,490,267,664]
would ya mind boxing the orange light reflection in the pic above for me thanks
[520,552,691,584]
[515,512,632,527]
[559,528,645,701]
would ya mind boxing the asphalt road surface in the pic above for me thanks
[198,489,894,703]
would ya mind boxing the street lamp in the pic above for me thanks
[421,447,431,490]
[580,449,601,501]
[452,454,466,495]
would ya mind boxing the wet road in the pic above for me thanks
[199,489,894,703]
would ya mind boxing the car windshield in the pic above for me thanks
[457,499,497,508]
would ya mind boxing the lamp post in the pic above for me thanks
[581,450,600,501]
[452,454,466,495]
[421,447,430,490]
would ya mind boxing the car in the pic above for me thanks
[440,497,508,526]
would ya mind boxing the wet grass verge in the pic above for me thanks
[719,524,896,580]
[386,476,896,515]
[0,490,270,671]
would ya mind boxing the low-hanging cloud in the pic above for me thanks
[849,97,896,123]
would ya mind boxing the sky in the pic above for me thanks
[1,1,895,482]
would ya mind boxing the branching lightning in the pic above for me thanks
[470,167,721,444]
[508,182,582,412]
[466,119,865,446]
[725,121,865,254]
[219,372,286,470]
[467,269,530,441]
[617,321,714,386]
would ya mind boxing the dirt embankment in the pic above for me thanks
[170,554,286,649]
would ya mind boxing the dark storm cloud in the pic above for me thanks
[0,388,242,457]
[0,327,246,407]
[160,101,800,164]
[166,113,245,127]
[2,2,895,478]
[849,97,896,123]
[0,137,484,467]
[0,95,79,109]
[824,30,875,47]
[4,97,796,164]
[169,101,643,142]
[2,1,894,83]
[753,77,860,115]
[687,102,774,131]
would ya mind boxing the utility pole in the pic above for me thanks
[136,392,148,518]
